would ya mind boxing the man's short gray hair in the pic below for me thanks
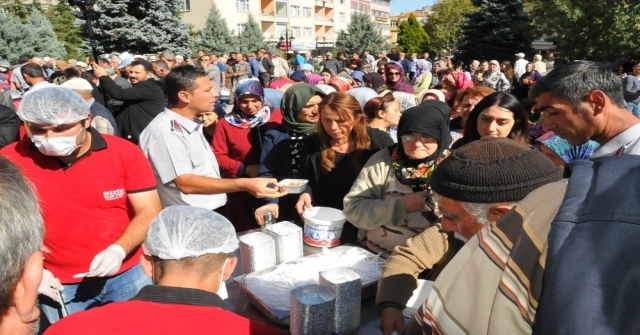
[158,50,176,62]
[0,156,43,316]
[533,54,542,61]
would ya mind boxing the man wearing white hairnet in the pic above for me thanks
[1,86,162,323]
[46,206,284,334]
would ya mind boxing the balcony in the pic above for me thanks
[261,11,276,22]
[315,0,323,6]
[324,0,333,8]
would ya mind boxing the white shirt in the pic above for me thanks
[514,58,528,78]
[139,109,227,210]
[22,81,54,97]
[591,123,640,157]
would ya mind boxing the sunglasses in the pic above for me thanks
[386,72,401,76]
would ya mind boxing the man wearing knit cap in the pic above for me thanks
[378,137,563,335]
[402,61,640,335]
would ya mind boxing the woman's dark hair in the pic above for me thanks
[363,92,395,122]
[455,61,465,71]
[460,92,529,145]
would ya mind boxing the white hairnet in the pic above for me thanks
[144,206,239,260]
[17,86,89,125]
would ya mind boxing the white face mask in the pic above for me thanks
[31,126,86,157]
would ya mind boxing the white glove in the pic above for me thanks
[87,244,126,277]
[38,269,63,303]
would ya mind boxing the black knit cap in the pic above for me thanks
[431,137,564,203]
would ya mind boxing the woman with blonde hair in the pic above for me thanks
[295,92,394,243]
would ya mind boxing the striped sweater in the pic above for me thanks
[400,180,568,335]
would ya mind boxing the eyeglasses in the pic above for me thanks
[386,72,401,77]
[401,134,433,142]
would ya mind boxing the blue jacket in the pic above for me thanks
[534,156,640,334]
[248,58,260,78]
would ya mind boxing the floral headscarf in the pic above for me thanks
[224,79,271,129]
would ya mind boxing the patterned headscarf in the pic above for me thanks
[539,133,599,163]
[225,79,271,129]
[413,59,432,84]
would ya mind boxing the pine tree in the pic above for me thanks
[456,0,533,63]
[27,8,67,58]
[396,14,432,55]
[81,0,193,55]
[336,13,389,55]
[46,2,84,58]
[0,0,32,22]
[199,2,235,55]
[0,12,35,63]
[237,14,265,54]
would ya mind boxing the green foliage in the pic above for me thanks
[526,0,640,61]
[0,8,66,63]
[0,0,33,22]
[27,9,67,59]
[423,0,476,56]
[199,2,236,55]
[82,0,193,55]
[397,13,432,55]
[336,13,390,55]
[456,0,534,62]
[0,12,34,63]
[45,2,83,58]
[237,14,266,54]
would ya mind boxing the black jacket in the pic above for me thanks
[0,105,20,148]
[261,57,275,76]
[99,76,165,144]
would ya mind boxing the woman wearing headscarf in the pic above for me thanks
[344,100,452,256]
[347,87,379,110]
[327,77,352,93]
[364,73,387,93]
[305,73,324,85]
[255,84,326,223]
[315,83,336,95]
[441,71,474,102]
[295,92,395,243]
[213,79,283,231]
[385,63,415,94]
[290,70,307,83]
[350,70,365,87]
[480,60,510,92]
[412,59,433,101]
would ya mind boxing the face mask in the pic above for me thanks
[31,126,86,157]
[217,258,229,299]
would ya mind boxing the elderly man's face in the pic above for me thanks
[437,195,487,240]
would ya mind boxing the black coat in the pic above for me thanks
[0,105,20,148]
[99,76,165,144]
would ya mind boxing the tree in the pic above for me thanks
[456,0,533,63]
[82,0,193,55]
[423,0,476,56]
[526,0,640,61]
[396,13,432,55]
[237,14,265,54]
[0,12,35,63]
[27,9,67,58]
[46,2,86,58]
[0,0,33,22]
[199,2,236,55]
[336,13,390,55]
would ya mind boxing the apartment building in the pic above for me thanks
[181,0,350,54]
[389,8,430,44]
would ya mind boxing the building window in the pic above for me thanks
[276,0,288,16]
[276,23,287,38]
[291,26,301,37]
[236,0,250,11]
[304,27,312,37]
[351,1,357,9]
[303,6,312,17]
[291,5,300,16]
[390,20,397,27]
[181,0,190,11]
[339,12,346,22]
[237,24,246,34]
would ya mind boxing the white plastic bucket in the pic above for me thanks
[302,207,346,247]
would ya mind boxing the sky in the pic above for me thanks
[391,0,436,15]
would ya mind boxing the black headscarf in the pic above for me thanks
[364,73,386,91]
[391,100,452,186]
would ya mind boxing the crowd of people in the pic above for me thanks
[0,45,639,335]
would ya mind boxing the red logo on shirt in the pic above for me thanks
[103,188,125,201]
